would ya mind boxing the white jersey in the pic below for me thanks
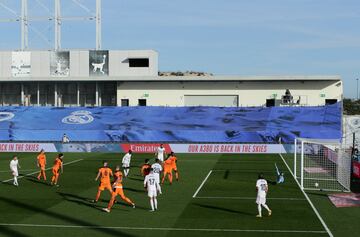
[151,163,162,175]
[122,153,132,166]
[10,160,18,171]
[256,179,268,197]
[144,173,160,197]
[62,135,69,143]
[156,147,165,161]
[10,159,19,176]
[151,163,163,182]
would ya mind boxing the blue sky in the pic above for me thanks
[0,0,359,98]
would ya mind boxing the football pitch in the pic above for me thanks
[0,152,358,237]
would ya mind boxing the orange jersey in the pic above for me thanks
[163,159,173,172]
[169,156,177,166]
[37,154,46,167]
[52,157,63,170]
[113,170,123,188]
[141,164,151,176]
[98,167,113,184]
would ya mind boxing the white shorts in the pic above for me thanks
[154,173,160,183]
[11,169,18,177]
[148,189,157,198]
[122,163,130,168]
[157,154,164,162]
[256,195,266,205]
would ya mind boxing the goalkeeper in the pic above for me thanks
[275,163,285,184]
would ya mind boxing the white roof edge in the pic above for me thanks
[0,75,342,82]
[1,49,158,53]
[157,75,342,81]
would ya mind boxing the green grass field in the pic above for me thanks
[0,152,358,237]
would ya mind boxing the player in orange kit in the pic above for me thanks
[140,159,151,177]
[169,152,179,181]
[102,166,135,212]
[51,153,64,186]
[93,161,113,203]
[161,156,173,185]
[37,149,47,181]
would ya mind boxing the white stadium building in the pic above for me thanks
[0,49,342,107]
[0,0,342,108]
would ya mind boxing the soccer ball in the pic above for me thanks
[314,182,319,188]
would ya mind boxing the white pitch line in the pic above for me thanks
[192,170,213,198]
[279,153,333,237]
[2,159,83,183]
[0,169,37,173]
[0,223,327,234]
[194,196,306,201]
[212,169,278,173]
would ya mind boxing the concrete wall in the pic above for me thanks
[0,50,158,78]
[109,50,158,77]
[69,50,90,77]
[31,51,51,77]
[0,51,11,78]
[117,80,343,106]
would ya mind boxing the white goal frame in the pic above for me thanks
[294,138,351,192]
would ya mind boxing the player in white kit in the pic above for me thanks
[122,150,132,177]
[256,173,272,218]
[151,159,163,193]
[144,168,162,211]
[10,155,21,186]
[155,144,166,162]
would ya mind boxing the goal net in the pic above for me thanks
[294,138,351,192]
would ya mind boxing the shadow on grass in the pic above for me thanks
[124,187,145,193]
[1,181,15,186]
[0,226,32,237]
[0,196,135,237]
[114,200,148,211]
[306,191,329,198]
[57,192,104,210]
[127,177,144,182]
[25,176,50,186]
[194,203,253,216]
[223,170,229,179]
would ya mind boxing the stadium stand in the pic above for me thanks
[0,103,341,142]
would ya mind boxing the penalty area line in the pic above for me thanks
[194,196,306,201]
[192,170,213,198]
[278,153,333,237]
[0,223,328,234]
[2,159,84,183]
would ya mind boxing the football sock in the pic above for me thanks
[262,204,270,212]
[154,198,158,210]
[258,204,262,216]
[150,199,154,211]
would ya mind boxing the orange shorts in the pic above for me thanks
[52,168,59,175]
[164,169,172,174]
[39,165,46,170]
[112,187,125,197]
[171,165,177,171]
[98,182,112,191]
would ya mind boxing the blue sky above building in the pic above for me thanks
[0,0,359,98]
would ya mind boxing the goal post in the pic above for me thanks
[295,138,351,192]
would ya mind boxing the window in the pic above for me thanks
[138,99,147,106]
[121,99,129,107]
[79,83,96,107]
[266,99,275,107]
[325,99,337,105]
[99,82,117,106]
[129,58,149,67]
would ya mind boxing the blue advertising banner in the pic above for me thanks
[0,104,341,143]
